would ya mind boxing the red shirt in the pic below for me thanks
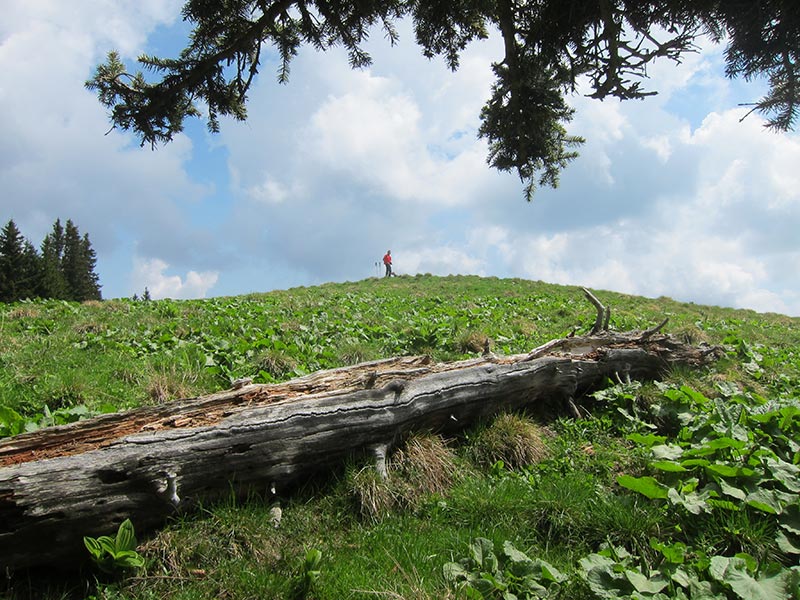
[383,253,392,265]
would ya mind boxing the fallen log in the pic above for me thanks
[0,315,720,570]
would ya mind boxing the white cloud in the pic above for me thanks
[304,68,490,207]
[399,246,485,276]
[131,257,218,300]
[3,7,800,317]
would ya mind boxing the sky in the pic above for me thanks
[2,2,799,316]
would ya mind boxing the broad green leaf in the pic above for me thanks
[671,566,691,587]
[707,498,741,511]
[652,460,688,472]
[668,488,711,515]
[650,444,684,460]
[779,503,800,535]
[681,459,711,468]
[626,569,669,594]
[443,562,468,583]
[764,457,800,492]
[617,475,669,499]
[745,489,782,514]
[627,433,667,447]
[83,536,103,560]
[115,518,137,552]
[775,531,800,555]
[537,560,567,583]
[709,556,797,600]
[718,478,747,501]
[580,555,629,600]
[706,463,756,478]
[779,405,799,431]
[0,406,25,436]
[470,538,496,572]
[114,549,145,568]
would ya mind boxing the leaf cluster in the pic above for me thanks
[444,537,567,599]
[83,519,145,574]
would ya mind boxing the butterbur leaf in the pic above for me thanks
[651,444,684,460]
[627,433,667,447]
[718,478,747,501]
[443,561,469,583]
[470,538,496,571]
[745,489,782,514]
[538,560,567,583]
[617,475,669,499]
[626,568,669,594]
[709,555,797,600]
[652,460,688,472]
[764,457,800,492]
[775,531,800,555]
[706,463,755,478]
[502,540,531,565]
[668,487,711,515]
[779,503,800,535]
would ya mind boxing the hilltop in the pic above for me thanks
[1,275,799,599]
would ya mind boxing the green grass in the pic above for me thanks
[1,275,799,599]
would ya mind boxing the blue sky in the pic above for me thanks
[2,1,799,316]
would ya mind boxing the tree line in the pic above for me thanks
[0,219,102,303]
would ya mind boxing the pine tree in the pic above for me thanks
[19,240,41,301]
[78,233,102,301]
[61,220,102,301]
[0,222,41,302]
[39,219,68,299]
[0,220,31,302]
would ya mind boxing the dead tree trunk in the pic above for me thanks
[0,319,720,570]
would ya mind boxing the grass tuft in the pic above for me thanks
[390,434,460,507]
[468,413,551,469]
[347,465,397,522]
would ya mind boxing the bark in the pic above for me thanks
[0,327,720,570]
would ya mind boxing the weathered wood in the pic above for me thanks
[0,330,720,570]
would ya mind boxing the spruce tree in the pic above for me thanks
[0,220,30,302]
[19,240,41,301]
[78,233,102,301]
[61,220,102,301]
[39,219,68,299]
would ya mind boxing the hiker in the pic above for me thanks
[382,250,393,277]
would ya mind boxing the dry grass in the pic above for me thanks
[390,434,459,504]
[468,413,551,469]
[6,306,40,320]
[349,467,397,522]
[145,364,198,404]
[257,349,298,378]
[455,330,489,354]
[348,433,460,521]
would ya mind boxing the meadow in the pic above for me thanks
[1,275,798,599]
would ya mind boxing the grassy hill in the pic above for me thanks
[1,275,799,599]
